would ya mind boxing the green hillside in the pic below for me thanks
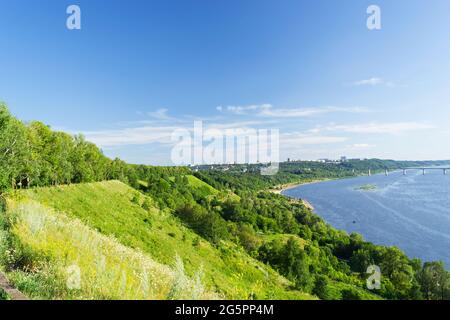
[169,175,240,201]
[4,199,208,299]
[3,181,313,299]
[186,175,220,194]
[169,175,219,196]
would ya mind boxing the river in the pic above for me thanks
[282,170,450,266]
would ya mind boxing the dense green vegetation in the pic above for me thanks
[135,169,449,300]
[1,103,449,300]
[7,180,312,299]
[0,288,9,300]
[0,104,112,190]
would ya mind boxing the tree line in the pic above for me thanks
[0,104,188,192]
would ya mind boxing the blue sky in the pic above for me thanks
[1,0,450,165]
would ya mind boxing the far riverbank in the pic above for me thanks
[268,179,335,210]
[268,179,333,195]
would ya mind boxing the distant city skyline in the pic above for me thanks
[1,0,450,165]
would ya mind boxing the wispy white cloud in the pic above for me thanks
[81,119,276,148]
[77,99,434,163]
[147,108,179,121]
[350,143,375,149]
[312,122,435,135]
[217,104,370,118]
[216,104,272,115]
[83,126,178,147]
[205,120,272,130]
[281,132,348,145]
[260,106,370,118]
[350,77,406,88]
[352,77,384,86]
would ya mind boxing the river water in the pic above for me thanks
[282,170,450,266]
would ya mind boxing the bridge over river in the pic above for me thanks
[366,167,450,176]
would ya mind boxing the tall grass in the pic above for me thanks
[14,181,314,299]
[5,200,217,300]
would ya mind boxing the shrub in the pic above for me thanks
[0,288,9,300]
[175,204,230,244]
[341,288,363,300]
[312,275,332,300]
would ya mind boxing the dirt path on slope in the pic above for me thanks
[0,272,28,300]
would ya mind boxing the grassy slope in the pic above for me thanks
[185,175,220,195]
[261,234,308,249]
[5,200,213,299]
[170,175,241,201]
[16,181,313,299]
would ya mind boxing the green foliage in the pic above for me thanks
[0,104,30,191]
[0,104,110,190]
[341,288,364,300]
[0,288,9,300]
[129,160,448,300]
[10,181,313,299]
[418,261,449,300]
[312,275,332,300]
[175,204,230,244]
[259,238,314,291]
[234,223,261,254]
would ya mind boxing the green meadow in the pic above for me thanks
[2,181,313,300]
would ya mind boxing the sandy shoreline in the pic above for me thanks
[269,179,332,195]
[268,179,334,211]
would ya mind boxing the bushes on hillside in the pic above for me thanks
[312,275,332,300]
[175,204,230,244]
[258,238,314,292]
[418,261,449,300]
[341,288,363,300]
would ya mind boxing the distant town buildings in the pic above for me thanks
[315,156,351,164]
[189,156,362,172]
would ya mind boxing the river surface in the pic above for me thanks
[282,170,450,266]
